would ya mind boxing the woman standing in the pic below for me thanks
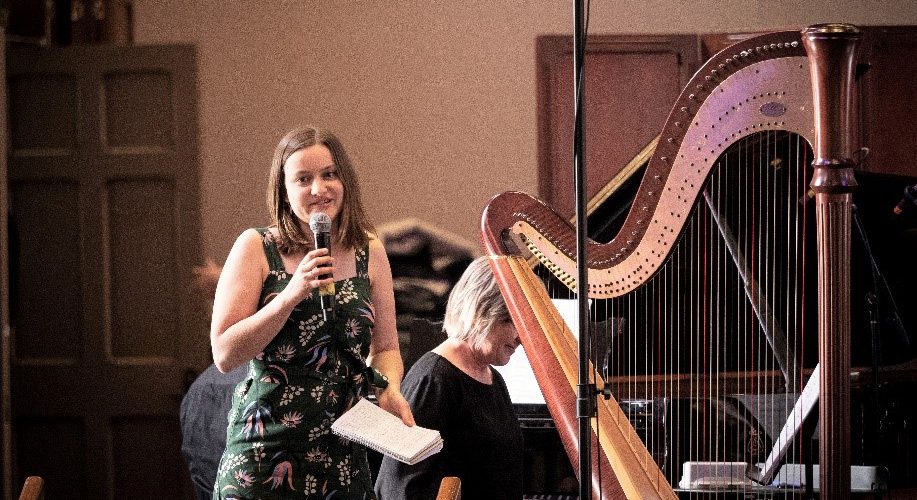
[211,127,414,499]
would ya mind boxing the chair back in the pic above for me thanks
[18,476,44,500]
[436,476,461,500]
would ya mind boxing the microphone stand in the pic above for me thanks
[851,203,910,463]
[572,0,594,499]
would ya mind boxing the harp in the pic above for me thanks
[482,25,862,499]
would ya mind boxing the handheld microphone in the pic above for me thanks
[309,212,335,321]
[893,184,917,216]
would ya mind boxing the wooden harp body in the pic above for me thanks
[482,26,861,499]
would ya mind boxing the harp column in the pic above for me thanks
[802,23,862,500]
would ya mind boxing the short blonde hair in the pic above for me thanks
[442,256,511,346]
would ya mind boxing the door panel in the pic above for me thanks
[10,180,83,361]
[108,178,178,359]
[7,45,205,500]
[860,26,917,177]
[536,35,700,219]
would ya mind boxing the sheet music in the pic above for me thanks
[552,298,581,339]
[493,299,582,405]
[493,346,546,405]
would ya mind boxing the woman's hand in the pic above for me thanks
[284,248,334,304]
[376,388,416,427]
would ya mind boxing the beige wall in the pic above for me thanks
[133,1,917,263]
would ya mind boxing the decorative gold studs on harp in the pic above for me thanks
[519,232,578,291]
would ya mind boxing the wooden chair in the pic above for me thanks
[436,476,460,500]
[18,476,44,500]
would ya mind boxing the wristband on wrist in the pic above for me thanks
[369,367,389,390]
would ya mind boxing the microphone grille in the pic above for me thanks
[309,212,332,233]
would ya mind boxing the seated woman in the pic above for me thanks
[374,256,524,499]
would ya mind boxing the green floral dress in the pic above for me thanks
[214,228,377,499]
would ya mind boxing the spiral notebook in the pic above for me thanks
[331,398,443,465]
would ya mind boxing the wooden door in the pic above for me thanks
[860,26,917,177]
[6,44,206,500]
[0,31,10,500]
[536,34,701,220]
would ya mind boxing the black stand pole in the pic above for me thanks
[852,204,910,353]
[851,204,910,465]
[572,1,594,499]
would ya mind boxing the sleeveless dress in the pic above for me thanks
[214,228,378,499]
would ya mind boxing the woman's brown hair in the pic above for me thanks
[267,127,374,253]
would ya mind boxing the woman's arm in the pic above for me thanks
[365,237,416,426]
[210,229,332,373]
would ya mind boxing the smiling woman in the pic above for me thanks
[208,126,416,499]
[282,146,344,226]
[265,128,373,257]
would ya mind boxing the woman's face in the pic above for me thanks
[283,144,345,226]
[474,320,521,367]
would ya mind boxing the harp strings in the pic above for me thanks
[533,131,815,489]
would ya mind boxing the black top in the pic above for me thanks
[374,351,524,499]
[179,363,246,498]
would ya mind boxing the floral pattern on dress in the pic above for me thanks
[214,228,377,499]
[336,278,358,305]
